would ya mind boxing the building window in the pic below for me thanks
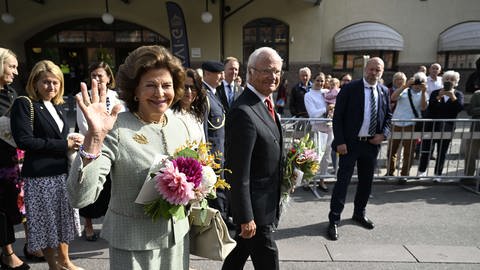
[437,52,480,70]
[243,18,289,70]
[333,51,398,71]
[25,18,169,76]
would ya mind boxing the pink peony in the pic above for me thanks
[172,157,203,188]
[154,160,195,205]
[303,149,318,161]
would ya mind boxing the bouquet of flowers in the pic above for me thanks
[135,141,230,221]
[281,133,319,210]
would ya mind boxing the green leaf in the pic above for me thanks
[144,198,175,221]
[169,204,186,220]
[199,208,208,224]
[174,148,199,159]
[199,199,209,209]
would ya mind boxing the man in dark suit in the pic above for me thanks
[216,56,243,112]
[327,57,392,241]
[222,47,283,270]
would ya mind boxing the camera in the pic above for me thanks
[413,78,423,85]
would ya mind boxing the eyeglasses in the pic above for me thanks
[250,67,283,77]
[184,84,197,90]
[184,84,198,91]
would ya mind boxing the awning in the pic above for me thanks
[334,22,404,52]
[438,21,480,51]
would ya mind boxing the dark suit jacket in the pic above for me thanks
[332,79,392,149]
[225,87,283,227]
[0,84,18,167]
[11,97,69,178]
[216,82,243,112]
[425,89,464,132]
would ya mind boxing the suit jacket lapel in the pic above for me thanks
[37,101,64,138]
[216,84,229,110]
[245,88,281,140]
[360,81,366,115]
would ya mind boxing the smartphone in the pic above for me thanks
[443,81,453,91]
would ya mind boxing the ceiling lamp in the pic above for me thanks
[102,0,114,24]
[201,0,212,24]
[1,0,14,24]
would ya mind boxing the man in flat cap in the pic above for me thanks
[202,61,233,228]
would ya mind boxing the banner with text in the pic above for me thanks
[166,1,190,67]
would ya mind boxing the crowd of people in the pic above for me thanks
[0,43,478,270]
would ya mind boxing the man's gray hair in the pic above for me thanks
[246,47,283,81]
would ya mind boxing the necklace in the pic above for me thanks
[160,129,169,156]
[132,111,170,155]
[132,112,168,127]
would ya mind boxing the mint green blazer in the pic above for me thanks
[68,111,191,251]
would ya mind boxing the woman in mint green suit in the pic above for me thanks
[67,45,191,270]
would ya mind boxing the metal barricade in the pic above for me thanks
[280,117,480,195]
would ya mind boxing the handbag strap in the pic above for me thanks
[407,88,419,118]
[17,96,34,129]
[1,106,11,117]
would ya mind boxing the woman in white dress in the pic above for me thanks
[171,68,207,143]
[304,72,331,192]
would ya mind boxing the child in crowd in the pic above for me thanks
[323,78,340,123]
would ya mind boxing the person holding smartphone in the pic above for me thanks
[417,70,464,181]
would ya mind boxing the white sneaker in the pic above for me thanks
[417,171,427,177]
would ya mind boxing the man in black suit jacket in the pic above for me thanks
[327,57,392,241]
[222,47,283,270]
[216,56,243,112]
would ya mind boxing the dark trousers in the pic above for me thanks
[329,141,380,223]
[222,225,279,270]
[418,139,451,175]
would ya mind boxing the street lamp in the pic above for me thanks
[201,0,212,24]
[1,0,14,24]
[102,0,114,24]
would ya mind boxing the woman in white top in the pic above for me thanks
[304,72,331,192]
[76,62,126,135]
[75,62,125,242]
[171,68,206,143]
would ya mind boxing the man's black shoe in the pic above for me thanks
[327,223,338,241]
[352,215,375,229]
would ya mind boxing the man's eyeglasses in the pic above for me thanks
[250,67,283,77]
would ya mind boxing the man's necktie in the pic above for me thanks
[368,87,377,136]
[265,96,276,121]
[227,85,234,106]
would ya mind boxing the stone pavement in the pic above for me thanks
[13,182,480,270]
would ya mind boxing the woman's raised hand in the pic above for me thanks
[76,80,123,142]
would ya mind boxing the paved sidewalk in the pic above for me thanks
[14,182,480,270]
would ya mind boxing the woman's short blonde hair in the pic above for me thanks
[0,48,16,77]
[26,60,65,105]
[392,72,407,82]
